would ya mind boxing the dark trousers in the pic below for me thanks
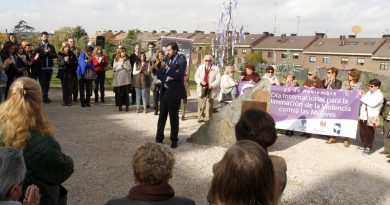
[359,120,375,149]
[72,74,78,101]
[114,85,129,108]
[38,69,53,99]
[94,71,105,101]
[79,77,92,106]
[60,73,73,105]
[153,86,160,112]
[383,120,390,152]
[156,93,181,143]
[131,87,136,104]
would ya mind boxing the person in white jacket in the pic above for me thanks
[218,66,237,105]
[359,79,384,154]
[194,55,220,122]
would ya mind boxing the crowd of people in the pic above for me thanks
[0,76,285,204]
[1,32,390,204]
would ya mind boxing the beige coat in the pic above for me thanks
[194,64,220,99]
[112,59,131,87]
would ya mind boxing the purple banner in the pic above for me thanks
[270,86,360,121]
[270,86,360,138]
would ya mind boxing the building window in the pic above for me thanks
[380,62,389,70]
[341,57,349,65]
[357,58,365,65]
[242,49,247,54]
[281,53,288,58]
[293,53,299,59]
[323,57,330,64]
[309,56,316,62]
[268,52,273,58]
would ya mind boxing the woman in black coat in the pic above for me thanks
[57,42,77,106]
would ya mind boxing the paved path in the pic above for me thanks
[43,89,390,205]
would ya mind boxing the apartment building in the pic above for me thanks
[235,33,267,64]
[303,35,386,73]
[371,38,390,75]
[252,34,319,69]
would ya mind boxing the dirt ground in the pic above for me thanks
[43,89,390,205]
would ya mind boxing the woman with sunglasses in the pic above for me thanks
[323,67,342,144]
[323,67,342,90]
[262,65,279,85]
[303,69,322,88]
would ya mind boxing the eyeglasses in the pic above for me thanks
[205,60,212,62]
[327,72,332,74]
[369,85,375,88]
[307,73,313,76]
[267,71,274,73]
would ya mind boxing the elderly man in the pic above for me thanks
[0,147,40,205]
[194,55,220,123]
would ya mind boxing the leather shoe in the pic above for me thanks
[170,142,177,149]
[379,151,389,154]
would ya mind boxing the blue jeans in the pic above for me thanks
[38,69,53,99]
[0,87,5,102]
[135,87,146,109]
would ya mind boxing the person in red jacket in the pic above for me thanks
[92,46,108,103]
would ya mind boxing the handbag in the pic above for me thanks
[221,92,233,102]
[367,116,380,127]
[201,85,210,98]
[366,105,380,127]
[84,69,97,80]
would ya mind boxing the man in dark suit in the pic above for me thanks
[156,42,186,148]
[37,31,57,103]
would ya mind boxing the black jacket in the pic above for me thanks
[22,131,74,205]
[57,51,78,78]
[106,197,195,205]
[36,42,57,68]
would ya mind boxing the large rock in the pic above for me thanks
[187,80,271,147]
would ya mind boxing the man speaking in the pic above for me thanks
[155,42,187,148]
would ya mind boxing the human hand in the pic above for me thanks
[64,56,69,62]
[34,53,40,60]
[4,58,13,66]
[240,76,244,80]
[23,185,40,205]
[200,81,207,86]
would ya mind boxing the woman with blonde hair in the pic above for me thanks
[218,66,237,104]
[0,77,74,205]
[112,47,131,111]
[57,42,77,106]
[208,140,276,205]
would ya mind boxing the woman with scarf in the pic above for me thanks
[105,143,195,205]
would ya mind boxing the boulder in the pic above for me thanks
[187,80,271,147]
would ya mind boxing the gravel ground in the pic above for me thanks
[43,89,390,205]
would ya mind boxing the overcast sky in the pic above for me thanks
[1,0,389,38]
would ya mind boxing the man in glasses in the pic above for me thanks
[194,55,220,123]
